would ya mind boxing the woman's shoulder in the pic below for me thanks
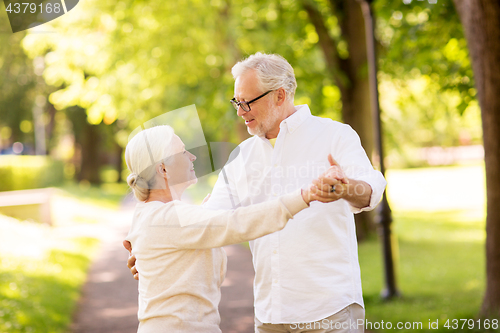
[133,200,224,229]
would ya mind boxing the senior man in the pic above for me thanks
[126,52,386,332]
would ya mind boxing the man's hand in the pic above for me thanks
[202,193,211,205]
[123,240,139,281]
[323,154,349,184]
[311,154,372,209]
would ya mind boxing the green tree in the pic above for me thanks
[299,0,375,239]
[0,25,55,155]
[20,0,340,183]
[374,1,479,166]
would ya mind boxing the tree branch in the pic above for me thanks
[301,0,348,91]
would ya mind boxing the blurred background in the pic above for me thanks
[0,0,496,332]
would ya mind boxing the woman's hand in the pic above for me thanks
[304,154,372,208]
[301,154,349,204]
[301,178,345,204]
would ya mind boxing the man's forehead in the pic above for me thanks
[234,70,259,99]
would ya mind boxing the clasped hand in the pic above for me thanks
[301,154,349,204]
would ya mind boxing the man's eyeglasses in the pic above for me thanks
[230,90,273,112]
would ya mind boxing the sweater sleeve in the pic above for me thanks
[143,189,309,250]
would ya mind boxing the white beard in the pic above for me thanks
[248,102,283,138]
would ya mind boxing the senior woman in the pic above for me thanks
[124,125,335,333]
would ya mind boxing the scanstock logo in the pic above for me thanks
[3,0,79,33]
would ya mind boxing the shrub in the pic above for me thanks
[0,156,64,191]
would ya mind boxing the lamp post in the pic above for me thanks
[357,0,400,299]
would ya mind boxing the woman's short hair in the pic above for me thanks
[231,52,297,101]
[125,125,175,201]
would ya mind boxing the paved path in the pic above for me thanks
[69,208,139,333]
[220,244,255,333]
[70,208,255,333]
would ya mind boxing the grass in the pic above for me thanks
[59,181,130,209]
[0,237,99,333]
[0,182,124,333]
[359,210,489,332]
[358,163,495,332]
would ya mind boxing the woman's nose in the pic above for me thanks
[189,152,196,161]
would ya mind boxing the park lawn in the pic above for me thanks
[359,208,493,333]
[0,233,98,333]
[0,183,125,333]
[58,182,130,209]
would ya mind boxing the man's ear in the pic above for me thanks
[276,88,287,106]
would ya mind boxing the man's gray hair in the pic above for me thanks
[231,52,297,101]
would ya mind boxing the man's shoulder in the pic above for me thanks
[224,136,259,164]
[235,135,262,151]
[238,135,258,147]
[307,114,351,132]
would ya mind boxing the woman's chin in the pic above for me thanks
[175,176,198,191]
[188,176,198,186]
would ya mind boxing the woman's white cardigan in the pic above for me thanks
[125,189,308,333]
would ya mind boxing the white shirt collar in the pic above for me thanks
[257,104,312,143]
[279,104,311,134]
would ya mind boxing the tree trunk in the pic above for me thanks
[453,0,500,318]
[70,107,102,185]
[340,0,375,241]
[340,0,373,157]
[114,142,123,183]
[45,103,57,154]
[303,0,375,240]
[79,121,101,184]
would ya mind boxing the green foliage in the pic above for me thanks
[0,0,483,173]
[375,1,474,106]
[19,0,343,146]
[0,29,35,146]
[0,13,56,151]
[0,156,64,191]
[373,1,481,167]
[360,209,488,332]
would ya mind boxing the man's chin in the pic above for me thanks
[248,126,265,137]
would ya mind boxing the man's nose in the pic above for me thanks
[236,105,246,117]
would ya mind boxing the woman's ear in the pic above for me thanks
[157,163,169,179]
